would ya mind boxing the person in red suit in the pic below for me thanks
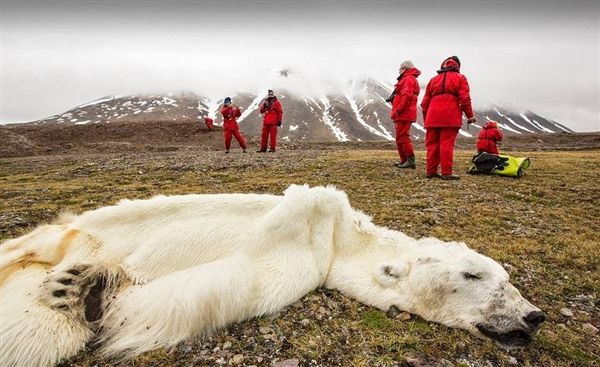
[390,60,421,169]
[204,117,214,130]
[257,90,283,153]
[421,56,476,180]
[220,97,247,153]
[477,120,503,155]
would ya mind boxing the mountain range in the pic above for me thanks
[22,79,573,142]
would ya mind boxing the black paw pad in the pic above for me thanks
[53,289,67,298]
[57,278,74,285]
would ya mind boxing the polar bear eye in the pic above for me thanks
[462,272,482,280]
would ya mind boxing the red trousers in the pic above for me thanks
[425,127,459,176]
[394,121,414,162]
[224,128,247,150]
[260,124,278,151]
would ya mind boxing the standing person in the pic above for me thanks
[257,89,283,153]
[390,60,421,169]
[220,97,247,153]
[204,116,214,130]
[477,120,503,155]
[421,56,476,180]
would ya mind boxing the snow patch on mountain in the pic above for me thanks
[319,97,349,142]
[238,94,263,123]
[458,129,473,137]
[345,93,393,140]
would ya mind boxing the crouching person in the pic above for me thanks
[477,120,503,155]
[220,97,247,153]
[204,117,214,130]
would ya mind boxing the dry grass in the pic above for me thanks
[1,148,599,367]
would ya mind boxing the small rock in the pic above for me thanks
[560,308,574,317]
[405,351,453,367]
[231,354,244,365]
[300,319,310,327]
[543,329,557,339]
[213,346,220,352]
[386,305,401,318]
[397,312,412,321]
[508,356,518,365]
[259,326,272,334]
[215,358,226,365]
[272,358,300,367]
[256,356,264,363]
[222,341,232,349]
[582,323,599,335]
[181,345,192,353]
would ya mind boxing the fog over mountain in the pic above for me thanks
[1,0,598,131]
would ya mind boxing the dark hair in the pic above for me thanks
[449,56,461,66]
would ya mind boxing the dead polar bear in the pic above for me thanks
[0,184,545,367]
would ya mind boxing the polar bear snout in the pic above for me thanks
[474,307,545,347]
[523,310,546,329]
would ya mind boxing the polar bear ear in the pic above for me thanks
[375,262,410,288]
[353,211,376,234]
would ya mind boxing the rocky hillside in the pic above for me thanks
[16,80,573,143]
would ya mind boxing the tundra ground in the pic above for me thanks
[1,147,598,367]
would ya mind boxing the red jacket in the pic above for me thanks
[259,97,283,125]
[477,121,503,153]
[391,68,421,122]
[220,105,242,131]
[420,58,474,128]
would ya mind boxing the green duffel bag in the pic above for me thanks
[468,152,531,178]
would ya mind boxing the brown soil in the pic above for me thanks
[2,121,599,158]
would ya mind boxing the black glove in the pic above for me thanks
[277,121,282,127]
[385,92,396,103]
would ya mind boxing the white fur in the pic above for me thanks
[0,185,542,367]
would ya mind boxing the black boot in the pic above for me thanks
[441,174,460,180]
[397,156,416,169]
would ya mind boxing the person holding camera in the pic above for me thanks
[421,56,476,180]
[389,60,421,169]
[257,89,283,153]
[220,97,247,153]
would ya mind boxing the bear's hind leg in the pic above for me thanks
[41,263,126,326]
[1,267,98,367]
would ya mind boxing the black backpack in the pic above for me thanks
[467,152,530,178]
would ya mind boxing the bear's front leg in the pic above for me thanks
[97,255,260,359]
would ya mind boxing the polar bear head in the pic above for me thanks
[374,237,545,347]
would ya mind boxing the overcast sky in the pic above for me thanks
[1,0,599,131]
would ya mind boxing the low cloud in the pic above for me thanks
[1,1,598,131]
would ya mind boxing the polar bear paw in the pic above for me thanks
[42,264,116,325]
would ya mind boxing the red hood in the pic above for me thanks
[404,67,421,78]
[484,121,498,129]
[398,67,421,80]
[438,58,460,72]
